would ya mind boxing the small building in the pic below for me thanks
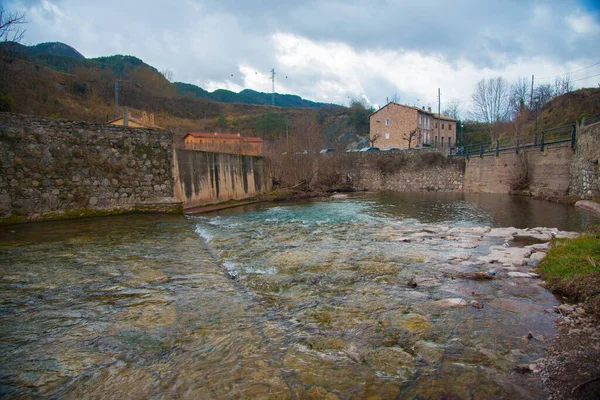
[183,132,263,156]
[370,102,457,150]
[107,109,162,129]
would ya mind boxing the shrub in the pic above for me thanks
[0,94,15,112]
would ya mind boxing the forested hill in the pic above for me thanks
[0,41,335,109]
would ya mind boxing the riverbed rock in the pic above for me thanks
[507,272,539,278]
[486,227,518,238]
[489,298,545,314]
[398,314,433,338]
[413,341,444,364]
[366,346,414,375]
[478,246,533,266]
[432,298,469,308]
[527,252,547,266]
[526,243,550,251]
[575,200,600,215]
[513,232,553,242]
[447,252,472,262]
[554,231,580,239]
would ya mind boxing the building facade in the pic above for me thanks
[183,132,263,156]
[370,102,457,150]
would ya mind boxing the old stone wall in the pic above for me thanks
[0,113,180,224]
[173,148,272,208]
[569,120,600,199]
[342,150,464,192]
[463,144,573,199]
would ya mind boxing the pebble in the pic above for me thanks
[471,300,484,309]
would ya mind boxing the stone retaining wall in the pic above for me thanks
[0,113,180,224]
[345,150,464,192]
[570,121,600,199]
[463,145,573,199]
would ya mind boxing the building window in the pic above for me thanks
[435,136,438,147]
[385,119,390,126]
[441,137,444,147]
[427,118,430,129]
[449,124,452,130]
[442,123,445,129]
[435,122,438,129]
[385,132,390,139]
[448,137,452,147]
[419,115,422,124]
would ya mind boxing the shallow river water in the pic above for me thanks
[1,192,598,399]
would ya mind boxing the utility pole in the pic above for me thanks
[530,74,534,109]
[270,68,276,106]
[438,88,441,148]
[114,80,119,119]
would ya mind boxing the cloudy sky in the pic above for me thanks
[5,0,600,112]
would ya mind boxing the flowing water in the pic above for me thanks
[1,192,598,399]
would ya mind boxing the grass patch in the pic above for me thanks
[536,233,600,316]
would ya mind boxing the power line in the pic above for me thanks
[570,72,600,83]
[537,61,600,80]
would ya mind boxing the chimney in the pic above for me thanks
[422,106,425,110]
[428,106,432,112]
[123,107,129,127]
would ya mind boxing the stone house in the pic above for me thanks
[183,132,263,156]
[370,102,457,149]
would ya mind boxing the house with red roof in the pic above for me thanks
[183,132,263,155]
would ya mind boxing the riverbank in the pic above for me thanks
[536,230,600,399]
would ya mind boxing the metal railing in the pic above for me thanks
[450,124,576,159]
[581,113,600,127]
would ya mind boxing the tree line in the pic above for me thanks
[443,74,576,146]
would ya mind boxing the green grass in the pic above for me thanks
[537,234,600,316]
[537,236,600,278]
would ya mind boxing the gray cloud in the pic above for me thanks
[5,0,600,108]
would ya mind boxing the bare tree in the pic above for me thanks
[0,6,27,43]
[369,133,380,147]
[509,77,531,118]
[534,83,554,106]
[470,77,511,141]
[554,74,572,96]
[403,128,417,149]
[389,92,401,103]
[161,69,174,82]
[442,99,462,120]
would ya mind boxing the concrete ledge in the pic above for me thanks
[575,200,600,215]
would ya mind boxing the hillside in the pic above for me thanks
[0,41,335,109]
[462,88,600,147]
[0,41,85,59]
[0,52,367,149]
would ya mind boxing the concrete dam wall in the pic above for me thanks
[173,148,272,209]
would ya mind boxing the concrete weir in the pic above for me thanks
[172,148,272,209]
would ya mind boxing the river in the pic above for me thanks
[1,192,598,399]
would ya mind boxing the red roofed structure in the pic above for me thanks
[183,132,263,155]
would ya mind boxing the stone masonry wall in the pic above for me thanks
[348,150,464,192]
[0,113,180,224]
[569,120,600,199]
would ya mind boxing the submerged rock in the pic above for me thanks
[432,298,469,308]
